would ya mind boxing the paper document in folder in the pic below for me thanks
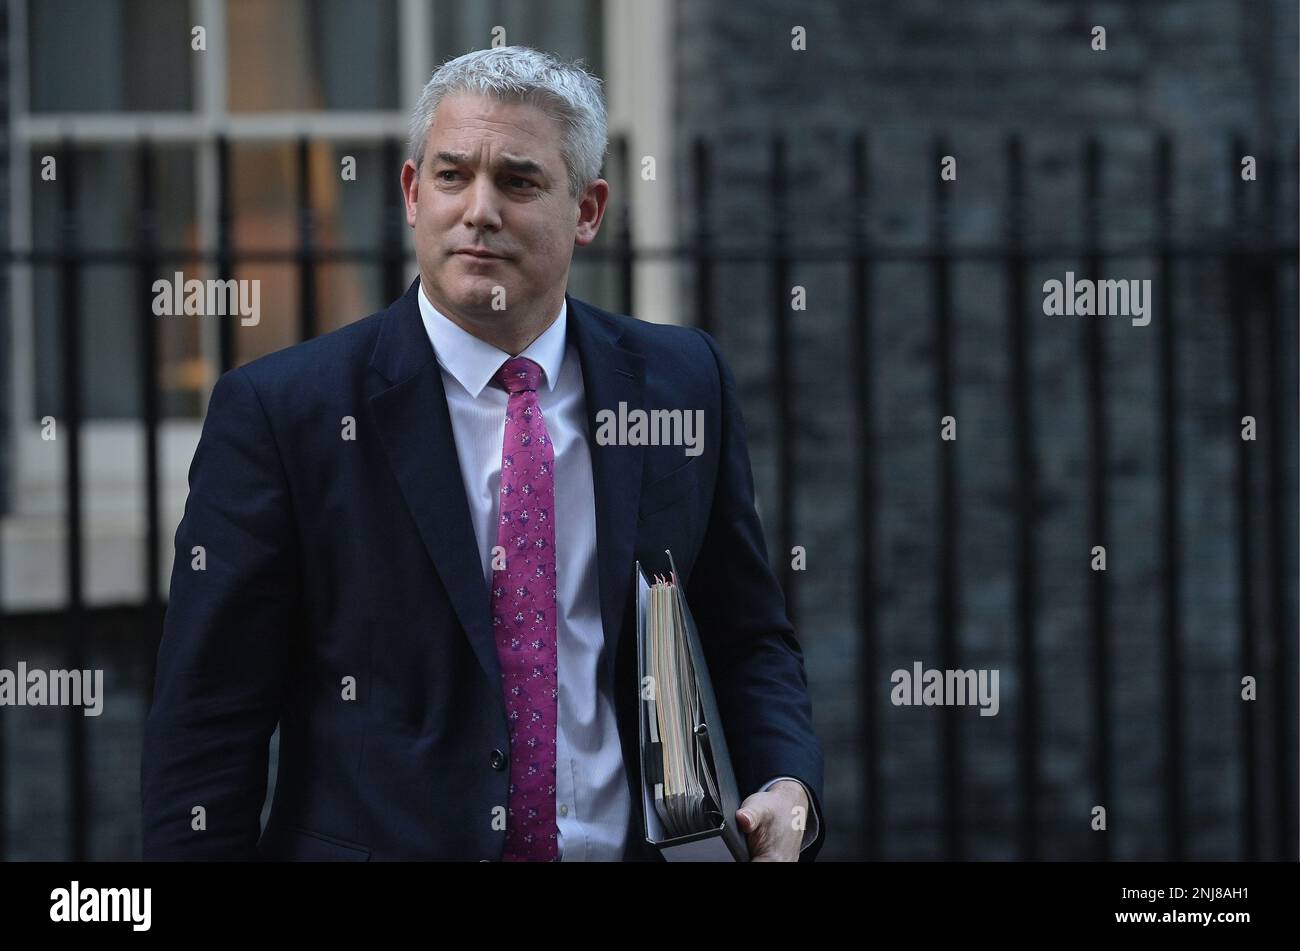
[646,572,720,838]
[636,553,748,860]
[639,563,733,831]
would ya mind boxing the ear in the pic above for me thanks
[401,159,420,227]
[573,178,610,247]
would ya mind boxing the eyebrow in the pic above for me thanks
[433,150,546,177]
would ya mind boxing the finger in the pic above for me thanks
[741,801,774,830]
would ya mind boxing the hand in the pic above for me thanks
[736,780,809,862]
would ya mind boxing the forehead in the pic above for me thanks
[428,91,564,158]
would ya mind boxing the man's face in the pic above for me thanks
[401,91,607,323]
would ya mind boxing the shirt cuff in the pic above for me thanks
[758,775,820,852]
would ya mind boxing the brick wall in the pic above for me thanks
[672,0,1298,859]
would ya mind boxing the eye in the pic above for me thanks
[436,170,460,182]
[507,176,537,189]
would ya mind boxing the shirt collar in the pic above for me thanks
[417,281,566,399]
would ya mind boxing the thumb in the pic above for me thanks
[736,807,758,832]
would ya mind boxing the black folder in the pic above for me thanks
[634,550,749,861]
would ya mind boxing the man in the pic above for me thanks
[141,46,824,862]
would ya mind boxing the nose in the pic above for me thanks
[462,173,502,233]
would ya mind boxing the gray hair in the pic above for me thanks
[407,46,608,200]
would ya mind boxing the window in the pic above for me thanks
[4,0,666,611]
[17,0,609,422]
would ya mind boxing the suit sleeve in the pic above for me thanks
[687,328,827,861]
[141,367,300,860]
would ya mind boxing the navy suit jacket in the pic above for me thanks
[141,277,825,861]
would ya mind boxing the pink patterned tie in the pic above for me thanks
[489,357,559,861]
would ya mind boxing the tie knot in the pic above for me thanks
[495,357,543,395]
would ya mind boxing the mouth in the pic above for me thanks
[454,249,507,260]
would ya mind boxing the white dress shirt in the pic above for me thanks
[417,284,818,859]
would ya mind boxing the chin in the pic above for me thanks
[450,280,506,311]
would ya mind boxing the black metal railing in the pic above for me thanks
[0,131,1295,862]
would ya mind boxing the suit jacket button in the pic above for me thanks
[490,748,507,770]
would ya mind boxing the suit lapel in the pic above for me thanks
[565,293,646,684]
[368,278,502,700]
